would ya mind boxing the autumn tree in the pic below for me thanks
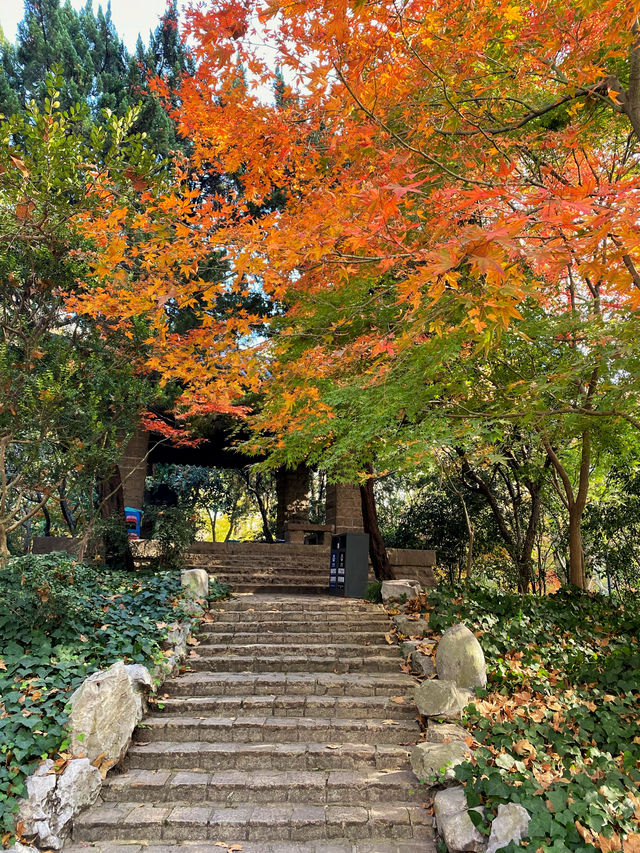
[0,78,161,560]
[160,0,640,591]
[62,0,640,590]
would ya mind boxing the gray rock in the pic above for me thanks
[414,679,468,719]
[441,809,487,852]
[180,568,209,597]
[392,614,428,637]
[436,623,487,689]
[409,649,436,677]
[487,803,530,853]
[124,663,153,717]
[18,758,101,850]
[381,579,421,603]
[401,639,421,657]
[10,845,38,852]
[426,720,469,743]
[69,661,143,772]
[434,787,486,852]
[124,663,153,692]
[411,740,471,784]
[434,785,467,823]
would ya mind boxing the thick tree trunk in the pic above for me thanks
[98,465,135,572]
[359,471,392,581]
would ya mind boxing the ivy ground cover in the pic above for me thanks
[407,584,640,852]
[0,553,220,845]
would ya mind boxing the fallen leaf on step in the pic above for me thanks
[187,637,200,646]
[326,744,341,749]
[384,633,394,644]
[189,651,201,659]
[228,846,243,851]
[391,697,405,704]
[203,612,214,622]
[381,719,398,725]
[214,843,228,848]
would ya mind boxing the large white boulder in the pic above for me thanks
[68,661,145,772]
[414,679,469,719]
[381,579,421,603]
[434,786,486,852]
[487,803,530,853]
[436,623,487,689]
[18,758,101,850]
[180,568,209,597]
[411,740,471,784]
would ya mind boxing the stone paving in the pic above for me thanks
[65,595,436,851]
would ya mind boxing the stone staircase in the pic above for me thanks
[66,595,436,852]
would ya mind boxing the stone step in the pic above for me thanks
[194,643,399,659]
[136,715,420,745]
[102,768,420,805]
[161,671,413,697]
[198,630,389,644]
[230,584,331,595]
[213,599,379,612]
[66,840,435,853]
[125,741,412,772]
[202,612,390,626]
[151,694,415,719]
[72,800,435,844]
[185,654,400,673]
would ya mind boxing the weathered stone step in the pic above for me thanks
[198,630,388,644]
[66,840,434,853]
[185,654,400,673]
[204,612,390,626]
[151,694,415,719]
[162,670,413,697]
[195,643,399,659]
[102,768,419,805]
[137,715,420,745]
[229,584,330,595]
[125,741,412,772]
[211,596,384,613]
[72,800,434,843]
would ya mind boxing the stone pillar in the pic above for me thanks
[276,465,310,540]
[326,482,364,534]
[118,429,149,509]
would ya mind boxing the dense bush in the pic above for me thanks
[0,553,220,841]
[405,583,640,850]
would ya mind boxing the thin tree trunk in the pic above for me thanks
[207,508,218,542]
[58,482,76,534]
[359,469,392,581]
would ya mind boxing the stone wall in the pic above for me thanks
[118,428,149,509]
[326,482,365,534]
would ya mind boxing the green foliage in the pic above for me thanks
[0,0,191,159]
[418,582,640,849]
[365,580,382,603]
[0,74,156,555]
[146,505,196,571]
[0,552,228,841]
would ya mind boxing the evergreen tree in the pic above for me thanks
[0,0,191,158]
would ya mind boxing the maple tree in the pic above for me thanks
[167,0,640,591]
[69,0,640,590]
